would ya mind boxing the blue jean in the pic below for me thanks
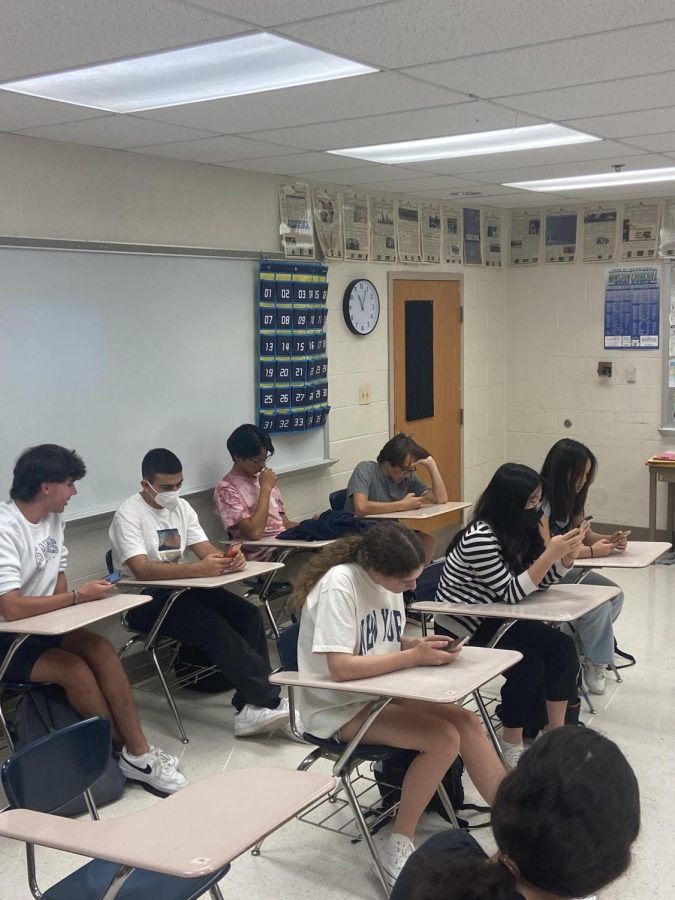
[558,570,624,664]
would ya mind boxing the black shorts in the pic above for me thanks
[0,633,64,684]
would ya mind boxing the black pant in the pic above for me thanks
[391,831,487,900]
[437,618,578,730]
[127,588,280,712]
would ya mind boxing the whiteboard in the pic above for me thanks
[0,247,328,519]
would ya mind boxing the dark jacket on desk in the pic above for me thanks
[277,509,377,541]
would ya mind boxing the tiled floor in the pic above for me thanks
[1,563,673,898]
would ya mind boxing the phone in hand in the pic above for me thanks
[224,542,242,558]
[443,636,468,653]
[612,529,631,540]
[104,570,122,584]
[578,515,594,529]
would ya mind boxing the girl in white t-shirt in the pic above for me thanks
[294,522,505,892]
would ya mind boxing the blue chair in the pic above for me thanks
[0,716,335,900]
[329,488,348,511]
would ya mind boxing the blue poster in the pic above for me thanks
[463,208,482,266]
[604,266,659,349]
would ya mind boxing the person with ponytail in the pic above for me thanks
[391,726,640,900]
[294,522,506,892]
[434,464,583,768]
[540,439,625,697]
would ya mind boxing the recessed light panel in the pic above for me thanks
[0,33,378,112]
[328,124,600,164]
[505,166,675,191]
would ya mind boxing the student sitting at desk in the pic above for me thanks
[435,463,582,769]
[110,448,290,738]
[344,433,448,563]
[540,439,625,697]
[294,522,506,892]
[0,444,187,794]
[214,424,297,560]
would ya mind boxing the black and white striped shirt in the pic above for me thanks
[434,521,570,636]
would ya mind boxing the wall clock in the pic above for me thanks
[343,279,380,335]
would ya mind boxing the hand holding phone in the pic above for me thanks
[443,636,468,653]
[579,515,594,531]
[224,542,242,558]
[104,570,122,584]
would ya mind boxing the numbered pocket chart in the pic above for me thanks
[258,260,330,434]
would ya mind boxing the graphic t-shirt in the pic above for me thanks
[296,563,405,738]
[0,501,68,621]
[109,493,207,574]
[345,460,429,513]
[214,470,286,559]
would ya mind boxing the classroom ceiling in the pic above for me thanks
[3,0,675,206]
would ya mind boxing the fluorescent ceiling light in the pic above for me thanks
[505,166,675,191]
[328,124,599,164]
[0,33,377,113]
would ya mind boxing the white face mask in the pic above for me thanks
[146,482,180,511]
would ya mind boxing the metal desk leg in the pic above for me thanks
[0,635,29,752]
[256,549,294,639]
[143,589,189,743]
[649,467,657,541]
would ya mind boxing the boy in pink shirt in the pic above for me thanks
[214,425,297,559]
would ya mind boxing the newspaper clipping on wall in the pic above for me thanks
[544,208,578,263]
[279,182,315,258]
[483,208,502,267]
[312,186,343,260]
[659,199,675,258]
[604,266,659,349]
[342,191,370,261]
[371,196,397,263]
[463,207,482,265]
[509,209,542,265]
[582,205,618,262]
[396,199,423,262]
[420,202,441,264]
[443,205,463,264]
[620,201,659,260]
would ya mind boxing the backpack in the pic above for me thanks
[12,685,126,816]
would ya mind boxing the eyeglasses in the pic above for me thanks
[248,454,270,465]
[399,464,416,474]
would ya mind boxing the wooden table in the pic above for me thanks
[647,459,675,541]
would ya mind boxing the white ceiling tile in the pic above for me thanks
[500,71,675,121]
[278,0,675,69]
[468,153,671,185]
[402,20,675,98]
[619,132,675,152]
[297,165,433,186]
[0,91,106,131]
[185,1,387,28]
[567,106,675,139]
[413,183,518,197]
[135,71,465,134]
[242,102,543,151]
[14,115,218,149]
[354,174,482,192]
[220,152,374,175]
[0,0,248,81]
[128,135,298,164]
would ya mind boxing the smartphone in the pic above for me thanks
[613,529,631,540]
[443,636,468,653]
[579,515,594,528]
[224,542,242,558]
[104,570,122,584]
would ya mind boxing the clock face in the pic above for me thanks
[343,279,380,336]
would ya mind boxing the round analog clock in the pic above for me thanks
[343,279,380,336]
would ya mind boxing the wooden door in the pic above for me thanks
[392,278,462,531]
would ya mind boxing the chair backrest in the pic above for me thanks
[329,488,348,511]
[105,549,114,574]
[1,717,111,812]
[414,559,445,600]
[277,621,300,671]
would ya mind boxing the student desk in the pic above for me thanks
[573,541,671,568]
[0,592,152,750]
[118,561,283,742]
[647,457,675,541]
[364,500,471,535]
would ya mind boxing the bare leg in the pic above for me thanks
[544,699,567,731]
[60,629,149,754]
[339,702,459,839]
[503,726,524,745]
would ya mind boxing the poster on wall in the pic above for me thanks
[443,204,463,264]
[544,208,578,263]
[620,201,659,259]
[604,266,659,349]
[582,206,618,262]
[463,207,482,265]
[279,182,315,258]
[659,199,675,258]
[371,196,397,262]
[421,202,442,263]
[483,208,502,267]
[396,198,423,262]
[312,186,343,260]
[342,191,370,261]
[509,209,542,265]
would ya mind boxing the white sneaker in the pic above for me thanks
[379,832,415,891]
[582,659,606,695]
[119,746,188,794]
[234,698,290,737]
[500,741,526,769]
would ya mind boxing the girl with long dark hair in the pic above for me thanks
[294,522,506,892]
[540,439,625,696]
[434,464,582,767]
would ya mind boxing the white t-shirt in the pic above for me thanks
[0,500,68,621]
[109,493,208,574]
[297,563,405,739]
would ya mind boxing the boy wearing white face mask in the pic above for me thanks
[109,448,291,737]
